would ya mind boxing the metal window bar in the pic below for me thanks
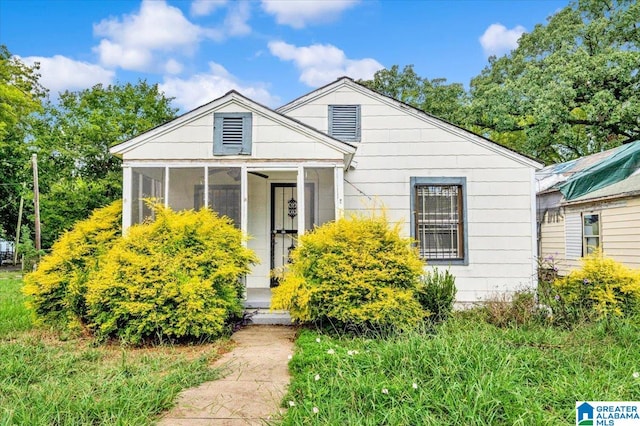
[415,185,462,259]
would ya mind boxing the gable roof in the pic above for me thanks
[278,77,543,170]
[110,90,356,158]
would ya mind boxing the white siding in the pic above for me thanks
[286,85,538,303]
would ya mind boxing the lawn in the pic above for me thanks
[0,271,228,425]
[283,316,640,425]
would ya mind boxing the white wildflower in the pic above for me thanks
[327,349,335,354]
[316,338,321,343]
[412,382,418,389]
[633,372,639,379]
[288,400,295,407]
[287,354,292,360]
[381,388,389,394]
[313,407,319,414]
[314,374,320,381]
[347,350,359,356]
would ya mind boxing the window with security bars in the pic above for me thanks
[415,184,464,260]
[214,112,252,155]
[328,105,360,142]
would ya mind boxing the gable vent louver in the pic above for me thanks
[222,116,244,146]
[329,104,360,142]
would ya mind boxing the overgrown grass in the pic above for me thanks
[0,271,227,425]
[284,316,640,425]
[0,271,32,337]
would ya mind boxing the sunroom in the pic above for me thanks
[110,91,355,309]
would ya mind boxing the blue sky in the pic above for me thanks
[1,0,568,111]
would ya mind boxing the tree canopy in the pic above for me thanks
[360,1,639,165]
[0,45,178,248]
[469,0,639,163]
[0,45,45,240]
[34,82,178,247]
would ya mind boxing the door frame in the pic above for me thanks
[269,182,315,287]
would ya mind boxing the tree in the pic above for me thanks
[33,81,178,247]
[469,0,640,163]
[359,65,469,125]
[0,45,46,244]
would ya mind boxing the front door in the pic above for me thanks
[270,183,314,287]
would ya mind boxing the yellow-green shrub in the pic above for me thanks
[22,200,122,327]
[553,250,640,323]
[271,213,426,331]
[85,205,258,344]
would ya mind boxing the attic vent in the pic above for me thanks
[222,116,244,145]
[329,104,360,142]
[214,112,252,155]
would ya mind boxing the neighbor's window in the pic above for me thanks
[214,112,252,155]
[411,177,467,264]
[328,105,360,142]
[582,213,600,255]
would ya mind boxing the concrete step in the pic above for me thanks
[244,309,292,325]
[244,288,272,309]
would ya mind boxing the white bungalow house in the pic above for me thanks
[110,77,542,320]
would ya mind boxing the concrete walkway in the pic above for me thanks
[158,325,296,426]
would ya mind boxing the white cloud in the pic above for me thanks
[93,0,219,71]
[261,0,359,28]
[94,39,152,71]
[224,1,251,36]
[160,62,279,110]
[19,55,114,94]
[268,41,383,87]
[479,23,526,56]
[191,0,228,17]
[164,59,183,75]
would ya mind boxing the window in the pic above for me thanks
[411,177,467,265]
[582,213,600,255]
[328,105,360,142]
[214,112,252,155]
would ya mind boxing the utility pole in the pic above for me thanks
[12,184,24,265]
[32,154,41,252]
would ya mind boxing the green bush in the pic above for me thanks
[417,268,456,323]
[17,225,46,273]
[271,213,426,331]
[85,205,258,344]
[552,250,640,324]
[22,201,122,328]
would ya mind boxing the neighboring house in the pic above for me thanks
[536,141,640,275]
[110,77,542,318]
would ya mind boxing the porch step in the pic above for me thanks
[244,309,292,325]
[244,287,273,309]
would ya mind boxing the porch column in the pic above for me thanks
[122,166,132,232]
[334,165,344,219]
[240,165,248,247]
[164,166,169,207]
[297,165,305,236]
[204,166,209,208]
